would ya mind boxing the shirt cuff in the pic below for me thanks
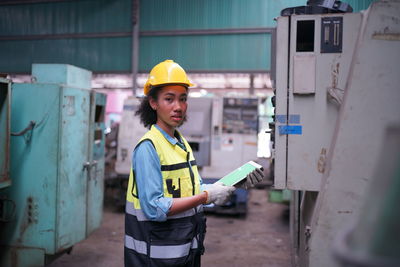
[154,197,173,221]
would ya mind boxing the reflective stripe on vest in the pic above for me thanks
[125,234,199,259]
[125,234,147,255]
[126,201,203,221]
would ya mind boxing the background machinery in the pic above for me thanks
[181,96,261,215]
[0,64,107,267]
[270,1,400,266]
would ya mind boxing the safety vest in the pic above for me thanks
[125,125,206,267]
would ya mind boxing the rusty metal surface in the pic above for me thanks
[372,32,400,41]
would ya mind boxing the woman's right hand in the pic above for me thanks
[203,182,235,205]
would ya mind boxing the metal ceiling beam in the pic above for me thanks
[0,0,76,5]
[140,27,275,36]
[0,32,131,41]
[0,27,274,41]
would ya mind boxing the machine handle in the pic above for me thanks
[83,161,91,170]
[83,161,98,180]
[11,120,36,136]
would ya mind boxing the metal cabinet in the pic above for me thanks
[273,12,362,191]
[0,64,106,266]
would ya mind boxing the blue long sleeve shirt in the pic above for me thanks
[132,125,203,222]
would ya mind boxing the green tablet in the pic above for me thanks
[217,161,263,186]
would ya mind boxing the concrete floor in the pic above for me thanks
[49,188,291,267]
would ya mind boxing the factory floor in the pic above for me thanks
[49,188,291,267]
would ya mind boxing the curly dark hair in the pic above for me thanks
[135,86,162,129]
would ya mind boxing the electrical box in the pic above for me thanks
[0,64,106,266]
[0,78,11,189]
[272,12,362,191]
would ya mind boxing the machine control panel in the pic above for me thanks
[321,17,343,53]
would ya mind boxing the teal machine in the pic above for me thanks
[0,64,107,266]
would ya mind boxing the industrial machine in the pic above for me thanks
[270,0,400,266]
[183,96,260,215]
[0,64,107,267]
[199,97,260,179]
[112,95,262,214]
[178,97,213,168]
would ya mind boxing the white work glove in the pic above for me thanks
[203,182,235,205]
[236,168,264,189]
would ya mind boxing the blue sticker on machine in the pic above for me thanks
[278,125,302,135]
[275,114,301,124]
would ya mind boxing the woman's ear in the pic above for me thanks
[149,97,157,111]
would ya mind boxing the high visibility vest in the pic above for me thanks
[125,125,206,267]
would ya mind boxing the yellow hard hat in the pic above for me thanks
[143,59,194,95]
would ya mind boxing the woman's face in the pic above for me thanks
[150,85,188,134]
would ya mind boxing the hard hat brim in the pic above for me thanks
[144,82,195,96]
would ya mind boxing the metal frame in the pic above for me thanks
[0,27,275,41]
[0,0,76,5]
[141,27,275,36]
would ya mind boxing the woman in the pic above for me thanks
[124,60,263,266]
